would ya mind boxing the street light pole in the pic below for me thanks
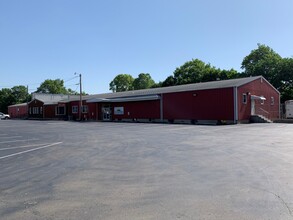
[79,74,82,121]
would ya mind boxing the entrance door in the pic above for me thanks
[102,106,112,121]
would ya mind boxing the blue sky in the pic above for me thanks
[1,0,293,94]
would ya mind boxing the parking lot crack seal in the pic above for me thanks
[252,186,292,218]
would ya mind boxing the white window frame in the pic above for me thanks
[72,106,78,113]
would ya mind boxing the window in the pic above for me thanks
[56,106,65,115]
[33,107,39,114]
[81,105,88,113]
[40,107,43,114]
[271,97,274,105]
[29,107,32,114]
[72,106,78,113]
[242,93,247,104]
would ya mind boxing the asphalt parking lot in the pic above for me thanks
[0,120,293,220]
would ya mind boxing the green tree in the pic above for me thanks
[162,75,176,87]
[278,58,293,102]
[0,88,13,112]
[109,74,134,92]
[0,86,30,112]
[151,81,163,88]
[164,59,239,86]
[220,69,239,80]
[133,73,155,90]
[173,59,208,85]
[11,85,30,104]
[67,88,87,96]
[241,44,293,102]
[36,79,68,94]
[201,67,222,82]
[241,44,282,83]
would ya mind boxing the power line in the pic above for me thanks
[64,75,79,83]
[1,75,80,90]
[65,83,79,87]
[71,85,79,93]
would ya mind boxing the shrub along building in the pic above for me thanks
[8,76,280,124]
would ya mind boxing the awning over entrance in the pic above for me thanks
[87,95,161,103]
[251,95,266,100]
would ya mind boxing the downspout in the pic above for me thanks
[233,87,238,124]
[160,94,163,122]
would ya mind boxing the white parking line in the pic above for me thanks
[0,142,62,160]
[0,139,39,144]
[0,134,8,136]
[0,136,22,139]
[47,122,68,125]
[0,143,51,151]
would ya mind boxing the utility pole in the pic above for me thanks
[26,85,29,118]
[79,73,82,121]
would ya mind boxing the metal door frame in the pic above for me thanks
[102,105,112,121]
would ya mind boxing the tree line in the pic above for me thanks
[110,44,293,103]
[0,79,83,113]
[0,86,31,113]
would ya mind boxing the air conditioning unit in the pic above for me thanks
[285,100,293,119]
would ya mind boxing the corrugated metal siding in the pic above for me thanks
[163,88,234,120]
[67,101,96,120]
[44,105,57,119]
[8,104,28,118]
[111,100,161,120]
[87,103,97,120]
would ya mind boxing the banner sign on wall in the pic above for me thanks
[114,107,124,115]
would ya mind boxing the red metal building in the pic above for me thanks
[8,76,280,124]
[8,103,28,119]
[84,76,280,124]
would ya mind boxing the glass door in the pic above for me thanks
[102,106,112,121]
